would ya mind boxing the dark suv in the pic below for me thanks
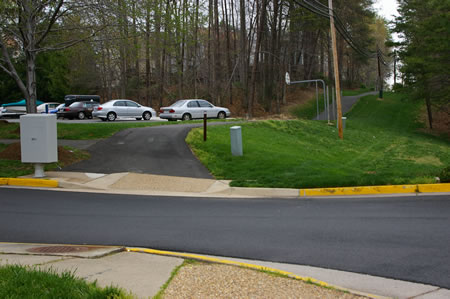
[57,101,99,120]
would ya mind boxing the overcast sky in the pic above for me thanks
[372,0,399,21]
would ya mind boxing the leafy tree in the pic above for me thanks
[394,0,450,129]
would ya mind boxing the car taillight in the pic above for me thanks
[160,109,164,113]
[169,109,175,113]
[97,106,103,110]
[64,108,70,111]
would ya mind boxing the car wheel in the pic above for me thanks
[136,117,142,120]
[77,112,86,120]
[107,112,116,121]
[217,111,226,119]
[182,113,192,121]
[143,111,151,120]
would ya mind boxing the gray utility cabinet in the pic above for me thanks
[20,114,58,163]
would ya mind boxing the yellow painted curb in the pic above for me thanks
[300,184,418,197]
[0,178,8,185]
[418,183,450,193]
[125,247,386,299]
[2,178,58,188]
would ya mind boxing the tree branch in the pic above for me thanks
[35,0,64,47]
[0,39,28,98]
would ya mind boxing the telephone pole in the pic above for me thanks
[328,0,343,139]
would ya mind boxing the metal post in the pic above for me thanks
[203,111,207,141]
[315,81,319,119]
[288,78,326,120]
[326,86,330,124]
[34,163,45,178]
[332,87,336,121]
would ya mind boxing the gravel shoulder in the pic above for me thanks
[162,262,366,299]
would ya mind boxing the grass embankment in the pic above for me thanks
[187,92,449,188]
[290,88,372,119]
[0,264,131,299]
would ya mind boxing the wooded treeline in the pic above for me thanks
[1,0,390,116]
[393,0,449,130]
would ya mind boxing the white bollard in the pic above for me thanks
[230,126,243,156]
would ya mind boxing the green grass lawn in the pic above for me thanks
[0,264,131,299]
[290,88,372,119]
[187,92,449,188]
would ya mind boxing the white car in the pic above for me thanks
[37,102,60,113]
[92,99,157,121]
[159,99,230,121]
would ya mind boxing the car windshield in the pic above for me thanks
[170,100,187,107]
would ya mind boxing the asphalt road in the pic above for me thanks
[1,188,449,288]
[62,123,215,178]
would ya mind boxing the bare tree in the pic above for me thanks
[0,0,103,113]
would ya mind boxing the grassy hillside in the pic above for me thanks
[187,92,449,188]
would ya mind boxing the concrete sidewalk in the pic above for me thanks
[1,243,449,298]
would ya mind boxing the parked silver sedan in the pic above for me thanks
[159,99,230,121]
[92,99,156,121]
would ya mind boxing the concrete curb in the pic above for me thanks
[0,178,58,188]
[126,247,387,299]
[299,183,450,197]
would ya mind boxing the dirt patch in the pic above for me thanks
[0,142,86,166]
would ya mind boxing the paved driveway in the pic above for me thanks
[62,124,215,178]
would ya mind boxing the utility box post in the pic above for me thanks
[230,126,243,156]
[20,114,58,178]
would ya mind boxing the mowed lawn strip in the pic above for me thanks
[186,92,449,188]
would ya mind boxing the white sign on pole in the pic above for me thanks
[285,72,291,85]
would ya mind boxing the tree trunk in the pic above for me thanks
[425,94,433,129]
[145,1,151,106]
[239,0,248,107]
[249,0,267,118]
[213,0,221,105]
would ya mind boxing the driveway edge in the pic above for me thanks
[299,183,450,197]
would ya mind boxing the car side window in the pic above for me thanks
[187,101,199,108]
[126,101,139,107]
[114,101,125,107]
[198,101,213,108]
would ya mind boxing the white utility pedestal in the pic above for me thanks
[230,126,243,156]
[20,114,58,178]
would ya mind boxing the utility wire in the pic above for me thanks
[291,0,383,59]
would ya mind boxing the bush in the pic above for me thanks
[439,166,450,183]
